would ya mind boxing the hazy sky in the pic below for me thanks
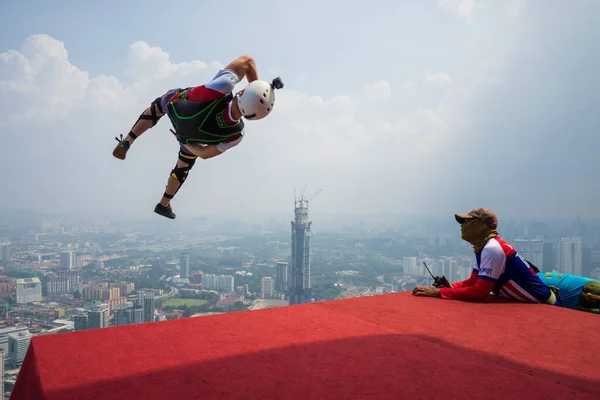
[1,0,599,222]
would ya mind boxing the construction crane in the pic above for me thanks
[306,189,322,205]
[294,187,322,208]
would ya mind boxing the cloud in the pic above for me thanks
[0,34,474,218]
[1,0,598,222]
[438,0,480,22]
[362,80,392,101]
[0,35,89,123]
[400,81,418,96]
[123,41,213,83]
[424,71,452,86]
[463,39,477,49]
[504,0,526,23]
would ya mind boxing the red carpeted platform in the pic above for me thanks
[11,292,600,399]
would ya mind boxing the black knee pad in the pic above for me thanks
[170,152,197,185]
[152,97,165,114]
[135,98,163,127]
[170,165,190,185]
[178,150,197,167]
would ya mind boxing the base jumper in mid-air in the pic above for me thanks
[112,55,283,219]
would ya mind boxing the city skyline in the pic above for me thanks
[1,186,599,396]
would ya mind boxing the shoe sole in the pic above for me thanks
[154,209,176,220]
[113,147,126,160]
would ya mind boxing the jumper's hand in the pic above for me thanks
[412,286,441,297]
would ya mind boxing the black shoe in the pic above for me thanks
[113,134,131,160]
[154,203,176,219]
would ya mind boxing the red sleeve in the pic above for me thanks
[186,86,225,102]
[439,275,495,301]
[449,271,477,289]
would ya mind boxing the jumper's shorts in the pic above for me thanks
[159,88,186,115]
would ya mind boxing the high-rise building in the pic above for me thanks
[0,326,29,353]
[582,247,593,277]
[236,285,249,296]
[202,274,235,292]
[0,348,4,395]
[104,297,127,314]
[252,224,264,236]
[138,290,156,323]
[16,278,43,304]
[152,259,166,276]
[109,282,134,298]
[403,257,418,275]
[8,331,32,366]
[82,285,121,301]
[44,270,80,295]
[275,262,288,292]
[514,239,544,270]
[113,302,144,327]
[543,242,556,271]
[457,263,472,281]
[437,258,451,279]
[261,277,275,299]
[87,304,109,329]
[289,192,315,305]
[559,237,583,275]
[44,272,69,295]
[165,262,178,272]
[0,239,10,262]
[180,252,190,279]
[60,251,75,269]
[74,314,88,331]
[449,260,458,282]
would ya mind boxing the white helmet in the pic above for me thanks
[236,79,277,120]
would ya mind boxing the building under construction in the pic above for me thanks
[288,188,320,305]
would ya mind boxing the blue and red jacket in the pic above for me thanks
[440,237,552,303]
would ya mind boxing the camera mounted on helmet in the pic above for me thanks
[271,77,284,90]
